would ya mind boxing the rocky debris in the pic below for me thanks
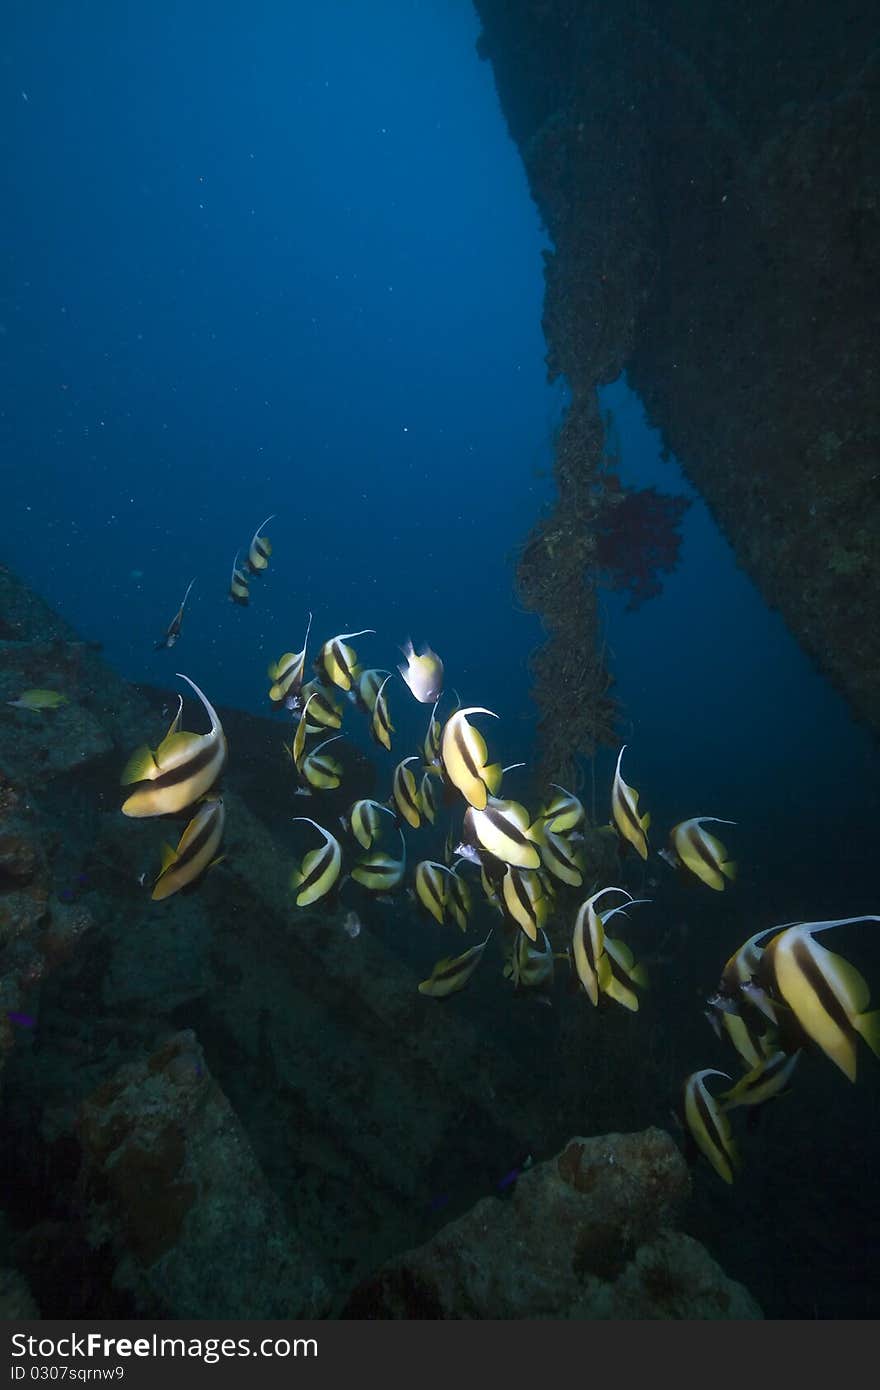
[0,773,53,1077]
[77,1030,332,1319]
[1,672,112,783]
[0,766,94,1085]
[343,1128,761,1318]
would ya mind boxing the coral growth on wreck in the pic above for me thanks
[594,483,691,611]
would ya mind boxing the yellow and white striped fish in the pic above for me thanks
[610,745,650,860]
[537,784,585,836]
[369,674,395,752]
[418,931,493,999]
[667,816,737,891]
[151,797,226,901]
[228,551,250,606]
[245,514,275,574]
[391,756,422,829]
[289,818,342,907]
[440,707,502,810]
[316,629,375,693]
[758,916,880,1082]
[414,860,449,925]
[351,827,406,892]
[500,865,549,942]
[299,734,344,791]
[682,1069,738,1184]
[344,798,396,851]
[121,674,227,818]
[719,1050,801,1111]
[267,612,312,708]
[463,798,541,870]
[298,679,343,731]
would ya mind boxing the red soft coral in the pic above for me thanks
[594,485,690,610]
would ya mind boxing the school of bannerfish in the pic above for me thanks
[115,515,880,1189]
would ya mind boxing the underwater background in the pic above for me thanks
[1,0,879,1319]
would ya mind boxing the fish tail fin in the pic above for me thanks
[640,811,651,831]
[854,1009,880,1061]
[722,858,738,882]
[484,763,504,795]
[528,819,547,846]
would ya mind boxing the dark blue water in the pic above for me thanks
[2,0,557,743]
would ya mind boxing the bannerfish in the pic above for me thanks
[351,827,406,892]
[229,552,250,606]
[719,1049,801,1112]
[610,745,650,860]
[268,612,312,708]
[682,1068,738,1184]
[418,931,493,999]
[245,514,275,575]
[666,817,738,891]
[151,797,226,901]
[121,674,227,817]
[343,798,397,851]
[369,674,395,751]
[462,798,541,871]
[537,784,585,836]
[440,707,502,810]
[316,630,375,693]
[391,755,422,829]
[289,818,342,907]
[757,915,880,1082]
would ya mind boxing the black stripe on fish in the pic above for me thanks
[448,877,466,912]
[143,740,224,791]
[307,754,339,774]
[612,781,642,839]
[299,842,336,894]
[277,656,303,686]
[433,950,480,984]
[684,823,722,874]
[395,770,420,816]
[452,722,482,784]
[422,870,444,910]
[172,807,222,870]
[360,858,401,878]
[482,806,530,846]
[509,870,537,927]
[694,1082,728,1158]
[331,640,354,683]
[790,936,854,1039]
[546,838,575,873]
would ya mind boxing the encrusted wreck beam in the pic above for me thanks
[476,0,880,753]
